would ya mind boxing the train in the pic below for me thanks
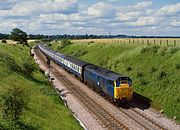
[37,44,133,103]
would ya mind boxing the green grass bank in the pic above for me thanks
[0,43,83,130]
[51,41,180,122]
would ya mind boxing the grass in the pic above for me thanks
[0,43,83,130]
[51,41,180,122]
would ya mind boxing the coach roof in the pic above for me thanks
[55,52,67,58]
[65,56,89,67]
[85,64,126,81]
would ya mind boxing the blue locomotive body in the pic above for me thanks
[84,65,115,98]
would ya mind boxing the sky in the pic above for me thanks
[0,0,180,36]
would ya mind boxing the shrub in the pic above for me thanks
[126,66,132,71]
[137,72,143,77]
[1,85,28,129]
[150,67,157,73]
[57,45,62,50]
[22,57,37,76]
[2,39,7,43]
[140,80,148,85]
[175,63,180,70]
[170,48,179,54]
[158,71,167,80]
[0,53,22,73]
[72,50,88,57]
[152,46,159,53]
[47,43,52,47]
[140,47,150,54]
[88,41,94,44]
[61,39,72,48]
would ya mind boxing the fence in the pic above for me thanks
[72,38,180,47]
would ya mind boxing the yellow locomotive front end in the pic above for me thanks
[114,78,133,101]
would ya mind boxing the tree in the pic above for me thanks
[10,28,27,45]
[61,39,72,48]
[2,39,7,43]
[1,85,28,128]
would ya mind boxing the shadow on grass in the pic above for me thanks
[19,122,40,130]
[130,92,152,110]
[27,75,49,86]
[0,121,40,130]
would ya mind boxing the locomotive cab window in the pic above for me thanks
[116,81,120,87]
[121,80,128,84]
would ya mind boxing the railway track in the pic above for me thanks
[54,71,128,130]
[34,47,128,130]
[33,47,167,130]
[118,106,165,130]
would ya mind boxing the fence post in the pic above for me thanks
[160,40,162,45]
[129,39,130,44]
[174,40,176,46]
[142,39,144,44]
[133,39,134,43]
[167,40,168,46]
[124,39,125,44]
[154,39,155,45]
[147,40,149,45]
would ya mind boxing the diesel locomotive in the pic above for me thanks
[37,44,133,103]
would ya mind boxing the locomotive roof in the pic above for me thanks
[85,64,127,81]
[65,56,89,67]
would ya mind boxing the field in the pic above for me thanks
[0,43,82,130]
[72,38,180,47]
[51,40,180,122]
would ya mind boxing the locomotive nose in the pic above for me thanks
[115,85,133,100]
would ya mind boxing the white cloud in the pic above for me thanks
[127,16,159,27]
[116,11,142,22]
[0,0,78,17]
[132,1,152,10]
[157,3,180,16]
[87,2,116,18]
[170,20,180,27]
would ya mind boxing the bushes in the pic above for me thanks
[0,52,37,77]
[1,85,28,129]
[175,63,180,70]
[21,57,37,76]
[61,39,72,48]
[150,67,157,73]
[0,53,22,74]
[137,72,143,78]
[72,50,88,57]
[170,48,179,54]
[158,71,167,80]
[126,66,132,71]
[2,39,7,43]
[140,47,151,54]
[140,46,160,54]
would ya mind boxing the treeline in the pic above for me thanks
[1,33,180,40]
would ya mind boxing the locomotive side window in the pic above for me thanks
[97,76,100,80]
[107,80,114,86]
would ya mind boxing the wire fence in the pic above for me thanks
[72,38,180,47]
